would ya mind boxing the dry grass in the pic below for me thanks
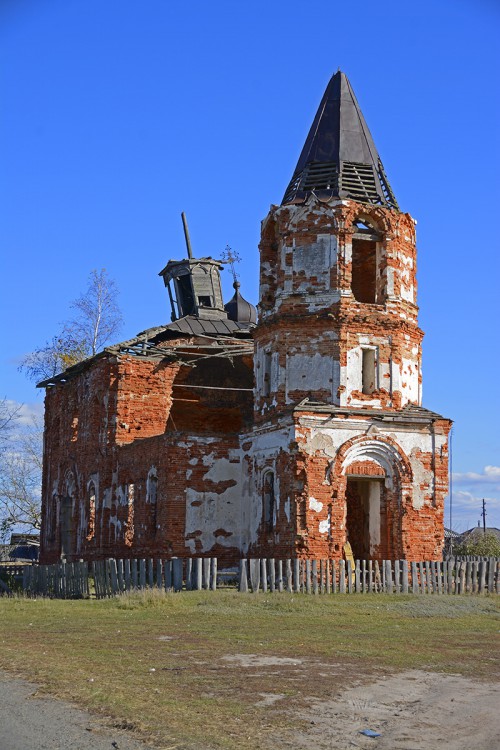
[0,590,498,749]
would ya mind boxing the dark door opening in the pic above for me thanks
[346,478,383,559]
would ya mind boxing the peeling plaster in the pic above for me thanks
[309,497,323,513]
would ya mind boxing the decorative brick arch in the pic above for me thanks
[334,433,413,494]
[332,434,413,560]
[341,203,394,236]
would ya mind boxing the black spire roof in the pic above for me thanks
[283,71,398,209]
[224,281,257,326]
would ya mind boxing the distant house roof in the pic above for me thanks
[461,527,500,542]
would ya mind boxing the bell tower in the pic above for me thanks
[249,71,451,562]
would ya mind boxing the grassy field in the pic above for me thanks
[0,591,498,749]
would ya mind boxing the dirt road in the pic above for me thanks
[0,671,153,750]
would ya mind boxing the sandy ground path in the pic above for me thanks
[280,669,500,750]
[0,671,154,750]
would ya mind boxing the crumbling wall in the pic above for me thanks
[255,197,423,417]
[40,341,254,566]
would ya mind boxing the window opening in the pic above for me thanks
[197,295,213,308]
[362,348,376,395]
[125,483,135,547]
[86,482,96,541]
[263,351,272,397]
[147,470,158,532]
[174,274,195,316]
[262,471,275,532]
[351,238,377,303]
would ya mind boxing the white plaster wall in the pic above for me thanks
[400,355,420,405]
[398,252,415,303]
[184,455,244,554]
[285,352,336,402]
[239,426,294,550]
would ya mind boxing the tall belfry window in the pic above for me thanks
[351,219,380,304]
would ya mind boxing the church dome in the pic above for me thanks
[224,281,257,326]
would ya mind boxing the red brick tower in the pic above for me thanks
[248,72,451,561]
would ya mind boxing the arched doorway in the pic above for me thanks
[340,437,412,560]
[345,470,384,559]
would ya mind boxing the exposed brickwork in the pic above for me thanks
[251,196,451,562]
[39,171,450,566]
[40,336,253,566]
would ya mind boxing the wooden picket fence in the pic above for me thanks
[23,560,90,598]
[16,556,500,599]
[239,557,500,595]
[92,557,217,598]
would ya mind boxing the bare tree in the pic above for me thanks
[19,333,88,383]
[0,409,43,537]
[68,268,123,356]
[0,398,21,452]
[20,268,123,382]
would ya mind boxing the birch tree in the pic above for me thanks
[20,268,123,382]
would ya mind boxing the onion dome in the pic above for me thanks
[224,281,257,326]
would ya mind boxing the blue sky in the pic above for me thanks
[1,0,499,529]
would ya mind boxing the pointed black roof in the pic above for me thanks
[283,71,399,209]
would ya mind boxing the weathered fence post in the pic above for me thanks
[293,559,301,593]
[331,560,337,594]
[109,559,119,595]
[239,559,249,592]
[269,559,276,593]
[250,559,260,593]
[339,560,346,594]
[286,559,293,593]
[157,559,164,589]
[385,560,393,594]
[172,558,183,592]
[210,558,217,591]
[260,559,268,593]
[131,559,138,589]
[148,558,154,588]
[402,560,409,594]
[305,560,311,594]
[278,560,284,592]
[354,560,361,593]
[124,559,131,591]
[394,560,400,594]
[311,560,318,595]
[163,559,172,590]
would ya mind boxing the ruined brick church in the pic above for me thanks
[39,71,451,565]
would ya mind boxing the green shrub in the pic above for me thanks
[454,532,500,556]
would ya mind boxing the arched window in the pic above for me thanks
[262,470,275,532]
[47,492,58,543]
[147,468,158,532]
[60,472,76,559]
[86,482,96,541]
